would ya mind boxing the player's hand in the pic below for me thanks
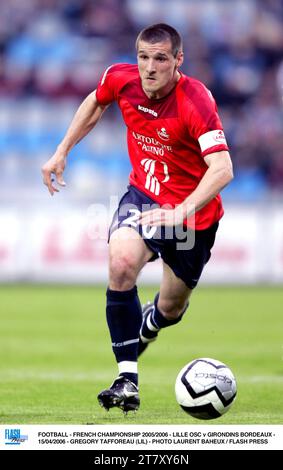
[138,205,185,227]
[41,152,67,196]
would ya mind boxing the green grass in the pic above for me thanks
[0,285,282,424]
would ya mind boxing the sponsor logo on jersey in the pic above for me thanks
[157,127,170,141]
[213,130,225,142]
[198,129,227,152]
[132,131,173,152]
[138,105,158,117]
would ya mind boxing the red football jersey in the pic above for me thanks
[96,63,229,229]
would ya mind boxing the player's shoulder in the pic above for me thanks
[104,63,138,79]
[179,74,214,105]
[100,63,138,92]
[97,63,138,104]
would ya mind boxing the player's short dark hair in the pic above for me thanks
[136,23,182,57]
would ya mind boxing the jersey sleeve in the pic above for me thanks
[186,83,229,157]
[96,65,119,105]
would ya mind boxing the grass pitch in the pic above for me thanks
[0,285,282,424]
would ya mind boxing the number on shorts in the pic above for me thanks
[121,209,157,239]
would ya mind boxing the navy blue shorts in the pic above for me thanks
[109,185,218,289]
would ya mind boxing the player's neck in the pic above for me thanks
[144,71,181,100]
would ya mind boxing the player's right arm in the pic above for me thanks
[42,90,107,195]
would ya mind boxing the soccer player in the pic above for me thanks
[42,24,233,414]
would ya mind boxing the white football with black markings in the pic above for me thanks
[175,358,237,419]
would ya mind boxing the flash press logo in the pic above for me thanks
[5,428,28,445]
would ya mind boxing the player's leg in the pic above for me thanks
[138,262,192,355]
[138,222,219,356]
[98,227,153,412]
[107,227,153,381]
[158,261,192,319]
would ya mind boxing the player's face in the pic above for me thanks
[137,40,183,99]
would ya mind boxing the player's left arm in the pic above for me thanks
[182,149,233,217]
[138,150,233,227]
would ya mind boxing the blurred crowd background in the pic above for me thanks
[1,0,283,203]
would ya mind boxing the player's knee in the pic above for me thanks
[158,298,188,320]
[109,254,138,290]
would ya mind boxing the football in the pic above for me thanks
[175,357,237,420]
